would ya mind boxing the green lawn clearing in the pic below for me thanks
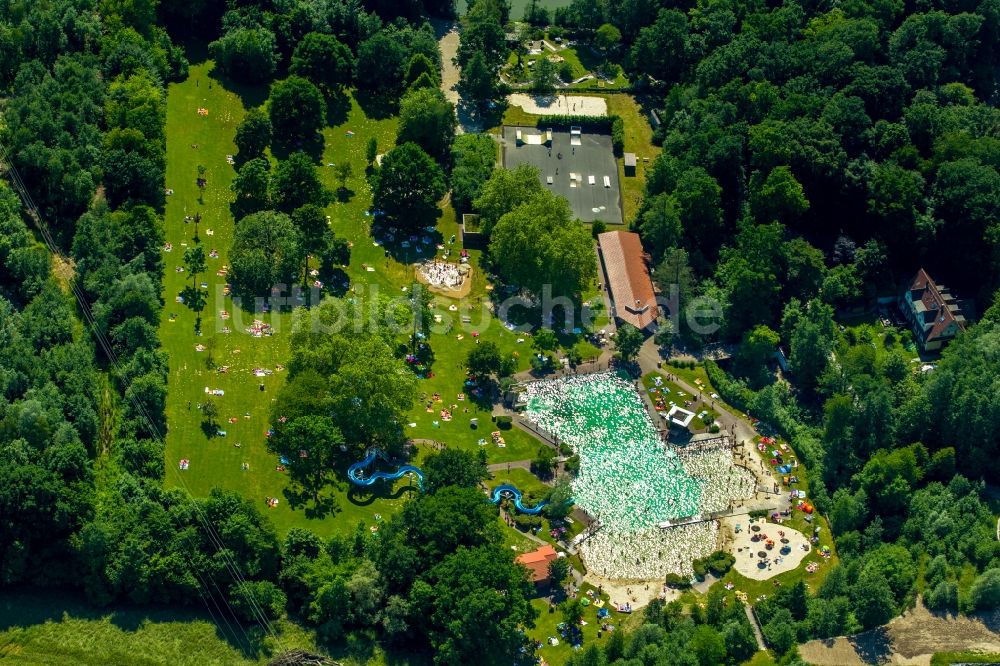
[161,62,409,538]
[605,94,658,223]
[161,61,558,539]
[641,372,721,432]
[0,589,317,665]
[526,583,619,664]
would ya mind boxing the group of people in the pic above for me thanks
[417,260,465,290]
[523,372,704,531]
[680,449,757,513]
[580,522,721,579]
[522,372,758,580]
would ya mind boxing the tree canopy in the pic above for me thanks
[489,190,597,299]
[229,210,303,299]
[396,87,456,165]
[372,142,446,231]
[268,76,326,148]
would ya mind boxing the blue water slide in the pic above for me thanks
[348,450,424,489]
[490,483,549,515]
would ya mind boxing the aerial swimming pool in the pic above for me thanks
[522,371,703,532]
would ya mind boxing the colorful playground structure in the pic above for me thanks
[347,450,424,490]
[489,484,549,515]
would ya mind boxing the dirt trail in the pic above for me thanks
[437,24,460,109]
[434,21,473,136]
[798,600,1000,665]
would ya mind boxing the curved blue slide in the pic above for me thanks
[348,450,424,490]
[490,484,549,515]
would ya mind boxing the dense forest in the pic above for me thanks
[1,0,1000,664]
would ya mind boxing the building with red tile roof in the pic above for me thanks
[597,231,658,332]
[516,544,559,585]
[899,268,966,352]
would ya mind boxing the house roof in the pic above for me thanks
[906,268,966,342]
[516,544,558,582]
[624,153,637,167]
[598,231,658,329]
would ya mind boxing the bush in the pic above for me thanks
[709,424,721,433]
[567,347,583,366]
[611,116,624,156]
[514,513,543,531]
[530,353,556,373]
[706,551,735,576]
[558,62,573,83]
[591,220,607,238]
[531,446,557,477]
[229,580,286,622]
[692,559,708,580]
[495,415,512,429]
[968,568,1000,611]
[664,573,691,589]
[564,454,581,475]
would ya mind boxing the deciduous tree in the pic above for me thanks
[268,76,326,148]
[372,143,446,231]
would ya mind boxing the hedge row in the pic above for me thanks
[531,114,625,155]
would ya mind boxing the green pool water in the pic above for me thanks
[523,371,704,533]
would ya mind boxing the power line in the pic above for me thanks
[0,143,286,651]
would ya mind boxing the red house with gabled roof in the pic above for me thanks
[899,268,966,352]
[516,544,559,590]
[597,231,659,332]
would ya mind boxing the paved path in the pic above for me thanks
[635,337,791,511]
[488,459,532,473]
[431,19,480,134]
[745,604,767,650]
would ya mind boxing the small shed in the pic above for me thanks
[624,153,637,177]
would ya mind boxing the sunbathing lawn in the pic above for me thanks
[526,582,620,664]
[161,61,575,539]
[641,371,722,432]
[489,467,551,504]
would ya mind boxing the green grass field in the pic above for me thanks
[641,371,721,432]
[0,589,319,665]
[525,582,622,664]
[160,62,419,538]
[160,61,578,540]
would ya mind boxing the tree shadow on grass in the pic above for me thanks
[353,88,398,120]
[207,67,270,111]
[346,482,419,507]
[200,420,220,439]
[370,220,444,265]
[271,133,325,162]
[282,484,341,520]
[0,588,266,661]
[326,90,351,127]
[318,628,435,666]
